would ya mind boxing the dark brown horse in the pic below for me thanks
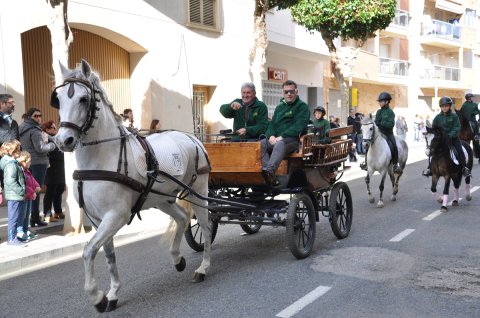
[456,109,480,163]
[425,126,473,212]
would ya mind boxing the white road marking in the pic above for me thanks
[389,229,415,242]
[423,210,442,221]
[276,285,331,318]
[471,186,480,193]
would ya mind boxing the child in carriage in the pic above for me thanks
[310,105,330,144]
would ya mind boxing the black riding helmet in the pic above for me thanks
[439,96,453,107]
[313,105,326,115]
[377,92,392,102]
[465,93,474,100]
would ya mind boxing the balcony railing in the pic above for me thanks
[420,65,460,82]
[391,9,410,28]
[379,57,409,77]
[422,19,461,41]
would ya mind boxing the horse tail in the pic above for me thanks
[161,198,195,244]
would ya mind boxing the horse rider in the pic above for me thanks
[310,105,330,144]
[372,92,402,174]
[423,96,472,178]
[460,93,480,140]
[220,82,269,141]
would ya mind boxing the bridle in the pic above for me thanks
[50,77,100,134]
[361,121,377,145]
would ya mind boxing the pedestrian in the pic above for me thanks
[413,114,421,142]
[374,92,402,174]
[395,115,408,141]
[261,80,309,186]
[219,82,268,141]
[0,94,19,145]
[19,107,56,226]
[354,113,366,154]
[329,115,339,129]
[149,119,161,133]
[41,121,66,221]
[0,139,27,246]
[16,151,40,241]
[122,108,135,130]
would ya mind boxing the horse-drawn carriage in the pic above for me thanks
[185,126,354,259]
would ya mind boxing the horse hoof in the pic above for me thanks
[94,295,108,313]
[377,201,384,208]
[441,206,448,212]
[436,197,443,204]
[106,299,118,312]
[452,200,459,206]
[192,272,205,283]
[369,197,375,204]
[391,195,396,202]
[466,194,472,201]
[175,257,186,272]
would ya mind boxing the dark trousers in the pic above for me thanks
[29,164,48,220]
[261,137,299,174]
[452,137,467,168]
[43,183,65,214]
[385,133,399,165]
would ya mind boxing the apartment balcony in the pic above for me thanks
[421,19,462,48]
[419,65,461,88]
[383,9,410,37]
[379,58,410,77]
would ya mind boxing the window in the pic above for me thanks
[188,0,218,30]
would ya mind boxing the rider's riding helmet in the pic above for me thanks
[314,105,326,115]
[465,93,474,101]
[377,92,392,102]
[439,96,454,107]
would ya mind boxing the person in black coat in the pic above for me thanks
[41,121,65,220]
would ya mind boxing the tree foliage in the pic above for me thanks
[290,0,396,45]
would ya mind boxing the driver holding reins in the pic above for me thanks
[423,96,471,178]
[374,92,402,174]
[460,93,480,140]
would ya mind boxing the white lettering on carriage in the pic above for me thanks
[276,285,331,318]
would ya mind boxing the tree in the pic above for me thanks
[46,0,85,235]
[290,0,396,122]
[250,0,299,97]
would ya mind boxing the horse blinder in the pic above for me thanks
[50,90,60,109]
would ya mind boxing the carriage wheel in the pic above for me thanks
[329,181,353,239]
[184,214,218,252]
[286,193,316,259]
[240,223,262,234]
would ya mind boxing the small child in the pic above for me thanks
[17,151,41,241]
[0,140,27,247]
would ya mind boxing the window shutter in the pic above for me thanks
[189,0,201,24]
[189,0,216,28]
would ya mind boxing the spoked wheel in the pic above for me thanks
[329,181,353,239]
[184,214,218,252]
[286,193,316,259]
[240,211,262,234]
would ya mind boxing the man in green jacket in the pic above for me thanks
[374,92,402,174]
[261,80,310,186]
[219,82,268,141]
[460,93,480,140]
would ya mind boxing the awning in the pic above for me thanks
[435,0,464,15]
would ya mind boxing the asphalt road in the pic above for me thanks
[1,159,480,318]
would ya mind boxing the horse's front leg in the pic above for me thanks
[103,238,120,312]
[465,174,472,201]
[377,172,387,208]
[365,171,375,204]
[440,177,451,212]
[431,174,442,203]
[388,170,400,201]
[83,213,127,312]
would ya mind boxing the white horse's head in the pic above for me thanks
[360,116,376,148]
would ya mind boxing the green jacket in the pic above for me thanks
[265,97,310,139]
[311,118,330,143]
[433,111,460,139]
[219,97,268,140]
[375,106,395,134]
[0,155,25,201]
[460,101,479,119]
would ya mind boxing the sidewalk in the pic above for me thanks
[0,141,429,280]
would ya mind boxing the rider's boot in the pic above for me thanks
[462,167,472,178]
[359,161,367,171]
[422,168,432,177]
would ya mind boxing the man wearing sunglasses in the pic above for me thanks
[0,94,19,145]
[261,80,310,186]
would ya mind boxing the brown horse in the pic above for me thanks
[456,109,480,163]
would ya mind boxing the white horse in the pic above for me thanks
[52,59,212,312]
[361,117,408,207]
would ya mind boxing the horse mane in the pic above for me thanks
[64,66,123,123]
[431,125,452,151]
